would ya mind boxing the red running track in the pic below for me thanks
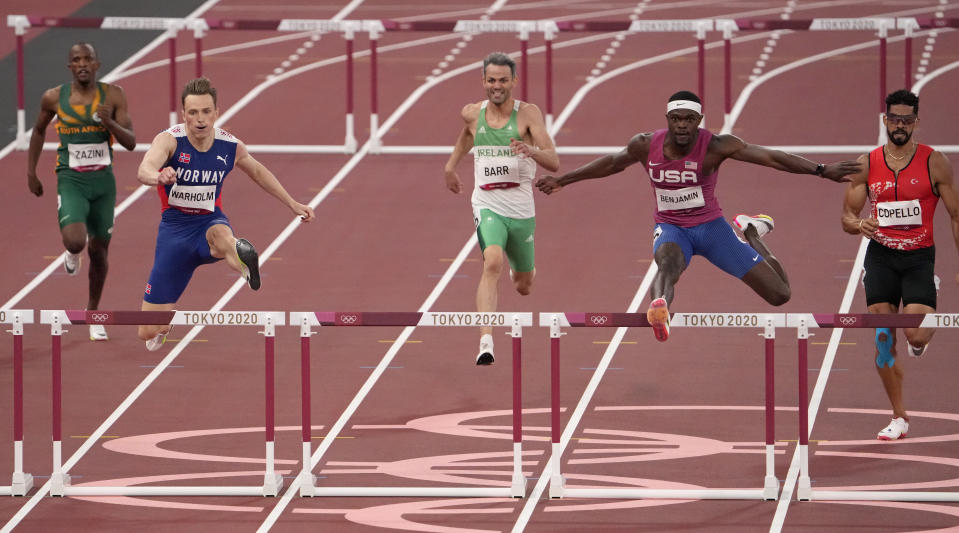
[1,1,958,531]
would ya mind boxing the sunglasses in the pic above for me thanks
[886,114,917,126]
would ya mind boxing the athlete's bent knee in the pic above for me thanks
[137,325,156,341]
[515,281,532,296]
[767,287,791,306]
[875,328,895,368]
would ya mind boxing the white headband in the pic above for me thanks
[666,99,702,115]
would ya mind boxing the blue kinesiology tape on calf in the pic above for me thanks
[875,327,895,368]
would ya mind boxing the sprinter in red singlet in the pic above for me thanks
[536,90,860,342]
[841,89,959,441]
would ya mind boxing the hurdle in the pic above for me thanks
[199,18,385,154]
[291,311,531,498]
[542,311,785,500]
[0,309,35,496]
[7,14,187,141]
[791,312,959,502]
[39,309,285,497]
[6,15,372,154]
[373,19,558,152]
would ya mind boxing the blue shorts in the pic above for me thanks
[652,217,763,279]
[144,208,232,304]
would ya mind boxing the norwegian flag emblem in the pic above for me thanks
[145,283,152,295]
[178,152,191,164]
[685,161,698,170]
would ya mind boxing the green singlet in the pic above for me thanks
[54,82,116,240]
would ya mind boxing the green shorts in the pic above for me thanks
[56,169,116,241]
[474,208,536,272]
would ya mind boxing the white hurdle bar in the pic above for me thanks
[791,312,959,502]
[0,309,35,496]
[542,312,786,501]
[39,309,285,497]
[291,311,532,498]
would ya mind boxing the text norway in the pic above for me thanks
[878,206,920,218]
[176,168,226,183]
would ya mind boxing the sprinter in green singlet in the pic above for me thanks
[27,43,136,341]
[444,52,559,365]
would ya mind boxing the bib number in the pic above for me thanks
[168,184,216,214]
[877,200,922,227]
[68,142,110,171]
[474,148,521,189]
[655,186,705,211]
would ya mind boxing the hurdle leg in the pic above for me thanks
[762,317,779,500]
[298,317,317,497]
[368,28,381,153]
[548,316,565,498]
[796,318,812,501]
[10,313,33,495]
[49,315,71,496]
[261,316,283,496]
[510,316,526,498]
[343,30,357,153]
[15,21,28,150]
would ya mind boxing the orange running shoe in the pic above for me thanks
[646,297,670,342]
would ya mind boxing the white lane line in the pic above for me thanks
[0,1,371,530]
[913,56,959,95]
[768,238,867,532]
[0,0,221,163]
[1,0,371,310]
[511,265,658,533]
[255,234,478,532]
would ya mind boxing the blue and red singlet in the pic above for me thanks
[143,125,240,304]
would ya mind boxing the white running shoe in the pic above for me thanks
[907,342,927,358]
[145,327,172,352]
[734,214,775,238]
[64,252,81,276]
[877,417,909,440]
[476,333,494,365]
[89,324,108,341]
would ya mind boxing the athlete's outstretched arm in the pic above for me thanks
[535,132,649,195]
[137,132,177,186]
[721,134,861,182]
[235,141,315,222]
[840,153,875,237]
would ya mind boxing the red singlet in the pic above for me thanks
[867,144,938,250]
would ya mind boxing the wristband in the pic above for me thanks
[814,163,825,176]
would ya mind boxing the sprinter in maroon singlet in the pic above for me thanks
[841,89,959,440]
[537,90,861,341]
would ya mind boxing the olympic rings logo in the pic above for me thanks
[839,316,858,326]
[589,315,610,325]
[339,314,359,325]
[89,313,111,323]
